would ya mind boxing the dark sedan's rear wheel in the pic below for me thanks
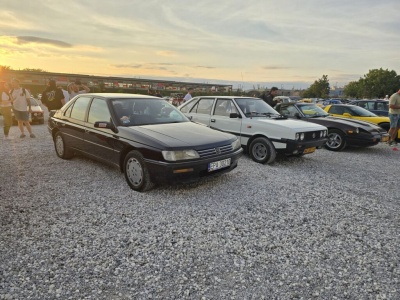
[325,129,347,151]
[54,131,73,159]
[249,137,276,164]
[124,150,154,192]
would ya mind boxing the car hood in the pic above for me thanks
[255,118,327,131]
[30,106,43,112]
[315,116,383,129]
[120,122,235,148]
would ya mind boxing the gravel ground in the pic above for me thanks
[0,108,399,300]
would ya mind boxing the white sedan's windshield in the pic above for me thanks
[235,98,279,116]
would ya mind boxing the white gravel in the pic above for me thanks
[1,108,399,299]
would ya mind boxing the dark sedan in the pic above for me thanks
[275,103,389,151]
[48,93,243,191]
[349,99,389,116]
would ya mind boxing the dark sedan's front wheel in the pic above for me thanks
[124,150,154,192]
[54,131,73,159]
[325,129,346,151]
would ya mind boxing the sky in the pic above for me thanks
[1,0,399,90]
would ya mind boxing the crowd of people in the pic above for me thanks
[0,79,90,140]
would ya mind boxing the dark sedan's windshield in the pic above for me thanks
[235,98,280,117]
[298,104,329,117]
[111,98,189,126]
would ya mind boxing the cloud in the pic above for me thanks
[262,66,292,70]
[156,51,177,57]
[16,36,72,48]
[195,66,216,69]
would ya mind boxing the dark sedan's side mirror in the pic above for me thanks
[229,113,241,118]
[294,113,301,119]
[94,121,118,133]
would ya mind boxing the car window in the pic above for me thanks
[70,96,91,121]
[214,99,238,116]
[376,102,387,111]
[87,98,111,124]
[328,106,344,114]
[111,98,188,126]
[190,98,214,114]
[365,102,375,110]
[180,99,198,113]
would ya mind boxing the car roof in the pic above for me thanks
[77,93,161,99]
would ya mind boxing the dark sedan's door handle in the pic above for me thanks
[211,119,215,122]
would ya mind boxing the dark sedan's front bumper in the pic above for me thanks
[282,138,328,155]
[347,132,389,147]
[144,148,243,184]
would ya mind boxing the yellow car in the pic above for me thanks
[324,104,400,138]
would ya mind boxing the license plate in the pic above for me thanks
[382,136,389,142]
[208,158,231,172]
[303,147,316,154]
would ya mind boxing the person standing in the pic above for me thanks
[68,80,90,98]
[260,87,279,107]
[41,79,65,111]
[0,81,14,140]
[59,85,70,103]
[183,88,193,103]
[388,89,400,146]
[10,79,35,138]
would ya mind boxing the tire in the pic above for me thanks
[124,150,154,192]
[54,132,73,159]
[378,123,390,132]
[249,137,276,164]
[325,129,347,151]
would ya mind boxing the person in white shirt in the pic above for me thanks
[10,79,35,138]
[0,81,14,139]
[183,88,194,103]
[60,86,70,103]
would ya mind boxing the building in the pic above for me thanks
[0,70,233,96]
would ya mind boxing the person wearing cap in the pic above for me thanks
[10,79,36,138]
[388,89,400,146]
[259,87,279,108]
[69,80,90,99]
[41,79,65,112]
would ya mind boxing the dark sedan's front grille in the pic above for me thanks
[197,144,232,158]
[304,131,323,141]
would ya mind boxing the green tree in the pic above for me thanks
[302,75,330,98]
[344,68,399,98]
[344,80,364,98]
[22,68,47,72]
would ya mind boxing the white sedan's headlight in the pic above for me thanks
[231,138,241,151]
[300,133,305,140]
[295,133,300,140]
[162,150,200,161]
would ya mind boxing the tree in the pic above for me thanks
[22,68,47,72]
[302,75,330,98]
[344,80,364,99]
[0,65,12,71]
[344,68,399,98]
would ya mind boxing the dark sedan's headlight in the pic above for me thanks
[346,128,359,134]
[162,150,200,161]
[231,138,241,151]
